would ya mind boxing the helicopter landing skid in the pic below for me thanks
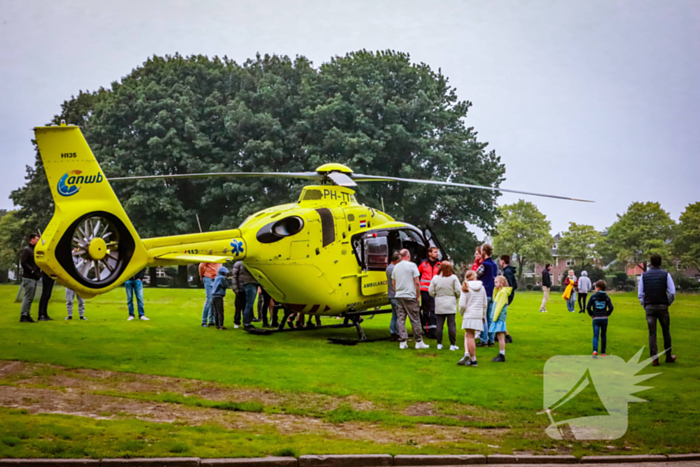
[243,309,392,345]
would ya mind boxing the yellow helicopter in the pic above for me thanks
[33,123,590,340]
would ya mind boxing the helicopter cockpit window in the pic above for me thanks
[399,229,428,265]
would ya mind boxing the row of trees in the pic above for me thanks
[492,200,700,283]
[0,51,504,281]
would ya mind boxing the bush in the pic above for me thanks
[550,285,561,292]
[675,275,700,290]
[526,284,533,291]
[531,285,542,292]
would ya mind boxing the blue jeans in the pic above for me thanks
[480,297,494,344]
[567,292,577,312]
[389,298,399,335]
[201,277,215,324]
[243,283,258,326]
[593,317,608,353]
[125,279,145,317]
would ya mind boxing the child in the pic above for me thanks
[458,271,488,367]
[587,280,614,356]
[211,266,229,330]
[65,288,87,321]
[489,276,512,362]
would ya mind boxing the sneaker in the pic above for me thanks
[80,316,88,321]
[601,353,606,357]
[476,341,488,348]
[399,341,408,350]
[487,342,495,347]
[202,323,208,327]
[233,324,240,329]
[449,345,459,351]
[127,316,135,321]
[38,315,53,321]
[468,360,478,367]
[415,341,430,350]
[252,318,262,323]
[65,316,72,320]
[139,316,150,321]
[666,355,677,363]
[243,325,256,331]
[652,359,660,367]
[220,326,227,330]
[389,334,400,342]
[437,344,443,350]
[457,355,470,366]
[593,351,598,357]
[505,335,513,344]
[19,315,35,323]
[492,354,506,363]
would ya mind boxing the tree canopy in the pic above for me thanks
[10,51,504,265]
[674,202,700,272]
[492,200,553,279]
[558,222,603,271]
[607,202,675,271]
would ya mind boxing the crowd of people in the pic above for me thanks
[17,233,149,323]
[17,232,680,367]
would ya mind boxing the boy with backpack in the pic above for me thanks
[586,280,614,357]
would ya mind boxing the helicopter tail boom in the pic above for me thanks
[33,125,149,298]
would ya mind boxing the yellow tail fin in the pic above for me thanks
[34,124,148,298]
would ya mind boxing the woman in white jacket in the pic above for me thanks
[428,261,462,351]
[457,270,488,367]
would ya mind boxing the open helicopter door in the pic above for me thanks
[352,231,391,296]
[423,225,449,261]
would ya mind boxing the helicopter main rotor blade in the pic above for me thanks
[109,172,321,182]
[351,174,594,203]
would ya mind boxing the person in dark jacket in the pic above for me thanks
[499,255,518,305]
[638,254,677,365]
[231,260,258,330]
[587,280,614,356]
[211,267,229,330]
[19,234,42,322]
[499,255,517,344]
[125,269,148,321]
[540,264,552,313]
[37,273,55,321]
[476,244,498,347]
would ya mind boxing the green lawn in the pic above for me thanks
[0,284,698,458]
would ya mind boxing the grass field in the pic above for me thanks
[0,284,698,459]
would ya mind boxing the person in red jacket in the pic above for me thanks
[418,247,441,339]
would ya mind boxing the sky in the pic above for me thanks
[1,0,698,237]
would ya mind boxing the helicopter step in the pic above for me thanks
[244,308,392,344]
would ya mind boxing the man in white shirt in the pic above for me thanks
[391,249,429,350]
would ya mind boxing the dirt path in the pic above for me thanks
[0,360,507,448]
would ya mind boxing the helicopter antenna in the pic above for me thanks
[196,214,203,233]
[381,197,385,212]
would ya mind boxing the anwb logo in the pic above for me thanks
[541,348,660,440]
[57,170,104,197]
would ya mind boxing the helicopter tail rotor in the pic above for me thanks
[33,124,150,298]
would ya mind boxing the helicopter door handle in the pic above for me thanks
[342,272,369,279]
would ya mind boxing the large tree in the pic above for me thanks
[674,202,700,271]
[558,223,603,271]
[10,51,504,268]
[607,202,675,272]
[492,200,553,280]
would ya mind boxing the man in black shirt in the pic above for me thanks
[540,264,552,313]
[19,234,42,322]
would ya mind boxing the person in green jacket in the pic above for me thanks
[489,276,512,363]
